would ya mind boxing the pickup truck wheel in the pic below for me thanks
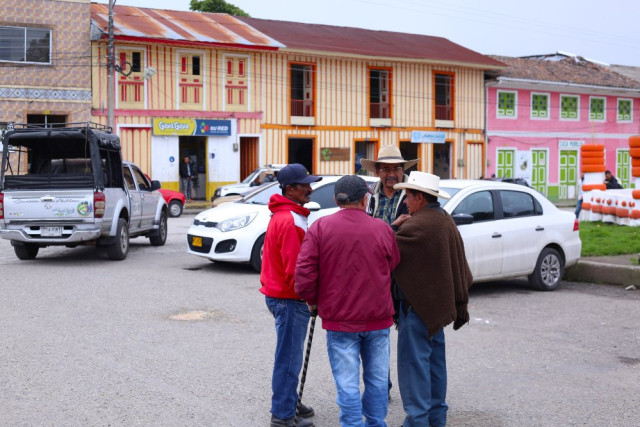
[107,218,129,260]
[149,212,168,246]
[14,243,39,260]
[250,234,265,273]
[168,200,183,217]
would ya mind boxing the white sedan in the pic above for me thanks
[187,175,379,272]
[440,180,582,291]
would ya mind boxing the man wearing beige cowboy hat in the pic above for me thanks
[361,144,419,227]
[391,171,473,427]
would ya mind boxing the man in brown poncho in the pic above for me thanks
[391,171,473,427]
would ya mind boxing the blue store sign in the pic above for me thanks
[195,120,231,136]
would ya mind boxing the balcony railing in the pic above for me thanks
[370,102,390,119]
[435,105,453,121]
[291,99,313,117]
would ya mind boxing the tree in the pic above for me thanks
[190,0,250,16]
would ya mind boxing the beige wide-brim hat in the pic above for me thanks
[394,171,451,199]
[360,145,419,173]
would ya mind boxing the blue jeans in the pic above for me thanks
[265,297,310,420]
[397,302,448,427]
[182,178,192,200]
[327,329,390,427]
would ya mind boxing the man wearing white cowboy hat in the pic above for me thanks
[391,171,473,427]
[361,145,419,227]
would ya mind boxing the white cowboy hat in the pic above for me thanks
[360,145,419,173]
[394,171,451,199]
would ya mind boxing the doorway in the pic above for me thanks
[179,136,206,200]
[399,141,419,173]
[432,142,451,179]
[287,137,314,173]
[355,139,378,176]
[240,136,259,181]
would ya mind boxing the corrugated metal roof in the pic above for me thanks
[90,3,284,49]
[490,55,640,90]
[237,17,504,68]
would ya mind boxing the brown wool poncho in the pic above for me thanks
[393,205,473,337]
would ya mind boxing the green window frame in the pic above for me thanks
[560,95,579,120]
[497,91,516,117]
[531,93,549,118]
[618,99,632,121]
[590,97,605,121]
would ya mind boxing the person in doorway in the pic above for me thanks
[179,156,194,201]
[295,175,400,426]
[604,170,623,189]
[391,171,473,427]
[361,145,419,227]
[260,163,322,427]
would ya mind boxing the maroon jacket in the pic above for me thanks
[295,208,400,332]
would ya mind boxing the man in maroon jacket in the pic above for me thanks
[295,175,400,426]
[260,163,321,427]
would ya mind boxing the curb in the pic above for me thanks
[565,260,640,286]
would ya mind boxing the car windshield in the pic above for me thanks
[241,182,280,204]
[439,187,460,206]
[240,169,261,184]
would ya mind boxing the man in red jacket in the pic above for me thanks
[260,163,321,427]
[295,175,400,426]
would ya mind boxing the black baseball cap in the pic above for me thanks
[334,175,370,203]
[277,164,322,188]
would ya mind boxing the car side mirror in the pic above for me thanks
[151,180,162,191]
[305,201,321,211]
[452,213,474,226]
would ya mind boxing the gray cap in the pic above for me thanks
[334,175,370,203]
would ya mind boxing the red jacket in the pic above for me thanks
[259,194,310,299]
[295,208,400,332]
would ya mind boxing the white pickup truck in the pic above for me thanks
[0,123,168,260]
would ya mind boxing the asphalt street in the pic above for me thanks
[0,214,639,426]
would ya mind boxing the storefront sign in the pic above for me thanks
[153,119,231,136]
[411,131,446,144]
[320,147,350,161]
[559,140,584,149]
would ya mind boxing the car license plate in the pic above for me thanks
[42,226,62,237]
[192,236,203,247]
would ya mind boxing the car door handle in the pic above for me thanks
[535,226,544,231]
[491,232,502,238]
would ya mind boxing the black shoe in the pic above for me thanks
[270,415,314,427]
[298,403,314,418]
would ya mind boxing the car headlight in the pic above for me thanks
[215,212,258,232]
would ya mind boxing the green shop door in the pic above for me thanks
[559,150,578,199]
[617,149,630,188]
[532,149,548,196]
[496,149,515,178]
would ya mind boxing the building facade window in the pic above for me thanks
[118,49,145,109]
[617,98,632,122]
[370,69,391,119]
[290,63,314,117]
[434,72,454,120]
[531,93,549,119]
[225,55,248,112]
[560,95,579,120]
[497,90,517,118]
[589,97,606,121]
[179,52,204,109]
[0,26,51,64]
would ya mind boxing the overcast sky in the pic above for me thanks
[111,0,640,67]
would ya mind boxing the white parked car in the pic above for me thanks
[212,164,286,200]
[188,175,379,272]
[440,180,581,291]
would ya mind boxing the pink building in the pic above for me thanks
[486,53,640,201]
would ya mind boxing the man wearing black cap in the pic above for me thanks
[295,175,400,426]
[260,163,321,427]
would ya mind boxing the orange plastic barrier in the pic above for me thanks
[581,202,591,210]
[582,184,607,191]
[630,210,640,219]
[582,165,606,173]
[630,148,640,158]
[629,135,640,148]
[616,208,630,218]
[591,204,603,213]
[581,157,605,165]
[632,167,640,177]
[581,144,605,152]
[581,151,604,158]
[632,190,640,200]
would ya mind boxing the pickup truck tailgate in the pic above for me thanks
[3,190,96,221]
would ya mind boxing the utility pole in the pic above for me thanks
[107,0,115,131]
